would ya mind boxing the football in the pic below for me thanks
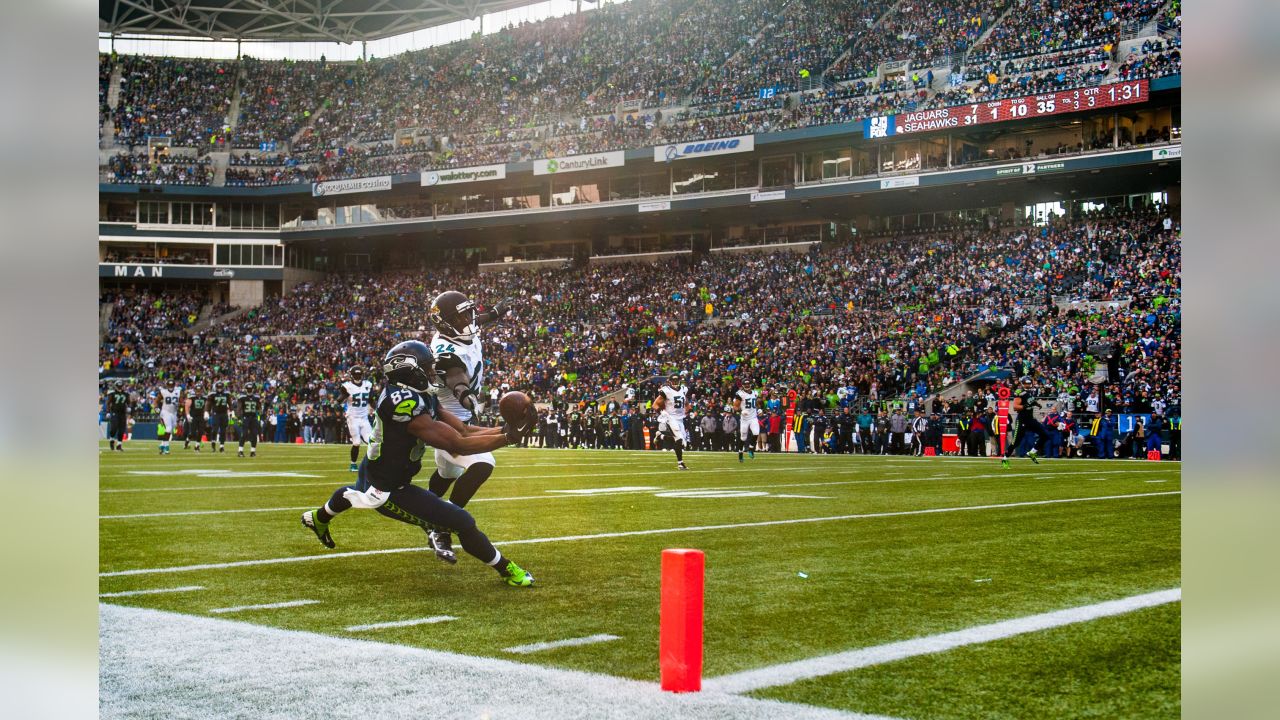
[498,390,532,425]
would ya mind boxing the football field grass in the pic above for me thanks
[99,442,1180,718]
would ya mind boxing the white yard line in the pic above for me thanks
[705,588,1182,694]
[98,468,1174,519]
[345,616,457,632]
[98,585,204,598]
[100,603,891,720]
[503,634,623,654]
[99,466,837,493]
[208,599,319,614]
[99,491,1179,577]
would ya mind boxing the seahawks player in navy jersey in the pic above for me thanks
[301,340,537,586]
[185,385,208,452]
[105,381,131,452]
[236,386,263,458]
[207,382,233,453]
[1002,391,1047,468]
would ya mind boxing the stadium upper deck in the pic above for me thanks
[99,0,1182,187]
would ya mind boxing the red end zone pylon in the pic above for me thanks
[660,548,704,692]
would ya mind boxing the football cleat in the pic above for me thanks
[237,449,245,457]
[502,560,534,587]
[1001,458,1011,468]
[427,530,457,565]
[250,450,256,458]
[1027,449,1040,464]
[301,511,335,549]
[349,462,358,472]
[748,449,755,459]
[677,462,688,470]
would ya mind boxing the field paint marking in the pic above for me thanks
[705,588,1182,694]
[125,470,320,478]
[99,491,1180,577]
[209,599,320,614]
[773,494,833,499]
[98,585,204,598]
[502,634,622,655]
[345,616,457,632]
[100,464,1171,496]
[547,486,663,495]
[98,468,1177,519]
[101,603,893,720]
[1145,479,1169,483]
[100,466,834,493]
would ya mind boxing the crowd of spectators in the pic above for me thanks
[232,57,346,148]
[98,1,1184,188]
[694,0,894,104]
[1117,36,1181,81]
[966,0,1166,63]
[99,207,1180,443]
[111,55,236,147]
[827,0,1006,83]
[105,152,215,186]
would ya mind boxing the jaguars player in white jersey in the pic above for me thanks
[339,367,374,472]
[652,377,690,470]
[426,290,510,563]
[156,384,180,455]
[733,382,761,462]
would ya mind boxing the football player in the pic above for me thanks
[105,380,131,452]
[733,382,761,462]
[156,382,180,455]
[207,381,233,453]
[339,367,374,471]
[1002,391,1047,468]
[652,377,690,470]
[185,384,208,452]
[424,290,509,563]
[236,384,263,458]
[300,340,536,586]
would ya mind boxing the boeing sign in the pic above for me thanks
[655,134,754,162]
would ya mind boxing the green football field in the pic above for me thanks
[99,442,1180,718]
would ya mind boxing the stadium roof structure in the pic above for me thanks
[99,0,562,43]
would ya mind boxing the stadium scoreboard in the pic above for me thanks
[866,80,1150,137]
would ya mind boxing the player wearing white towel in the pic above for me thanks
[339,367,374,472]
[156,384,180,455]
[652,377,690,470]
[425,290,510,564]
[733,383,761,462]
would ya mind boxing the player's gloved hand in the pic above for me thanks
[343,486,390,509]
[491,299,511,318]
[502,422,525,444]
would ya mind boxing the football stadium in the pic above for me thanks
[98,0,1182,717]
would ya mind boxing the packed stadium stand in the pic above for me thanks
[99,0,1182,185]
[98,0,1181,455]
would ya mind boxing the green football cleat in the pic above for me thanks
[1001,457,1011,468]
[1027,449,1040,464]
[301,511,335,549]
[502,560,535,587]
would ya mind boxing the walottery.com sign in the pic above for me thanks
[421,164,506,186]
[533,151,625,176]
[994,160,1069,177]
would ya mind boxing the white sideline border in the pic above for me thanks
[99,491,1180,578]
[100,603,895,720]
[706,588,1182,694]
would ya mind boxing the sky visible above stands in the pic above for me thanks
[98,0,627,61]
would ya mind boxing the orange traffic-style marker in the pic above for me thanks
[660,548,704,692]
